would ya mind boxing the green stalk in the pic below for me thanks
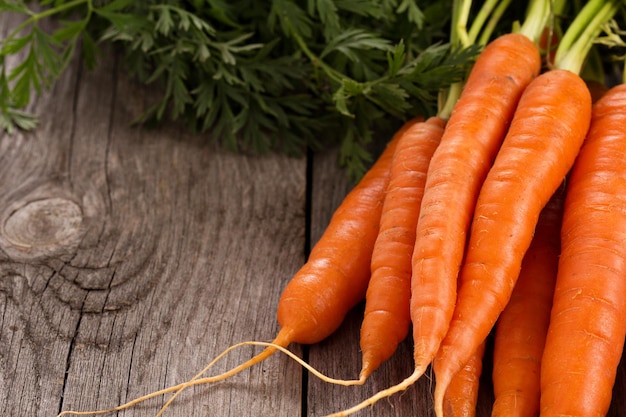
[466,0,501,45]
[552,0,568,16]
[452,0,473,48]
[289,28,345,84]
[438,0,471,120]
[439,0,516,120]
[554,0,620,74]
[3,0,91,48]
[518,0,550,44]
[477,0,513,45]
[438,82,463,119]
[554,0,608,64]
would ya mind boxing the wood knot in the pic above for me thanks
[1,197,83,260]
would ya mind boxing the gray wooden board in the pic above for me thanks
[2,10,626,417]
[0,12,304,417]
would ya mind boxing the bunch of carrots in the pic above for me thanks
[57,0,626,416]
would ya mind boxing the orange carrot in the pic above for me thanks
[322,32,541,417]
[274,123,405,347]
[539,83,626,417]
[359,116,446,380]
[490,187,564,417]
[433,0,620,412]
[442,339,487,417]
[409,32,540,382]
[432,68,592,417]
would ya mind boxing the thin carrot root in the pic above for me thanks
[56,341,364,417]
[56,341,257,417]
[323,366,427,417]
[154,341,364,416]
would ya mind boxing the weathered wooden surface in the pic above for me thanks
[0,12,307,417]
[2,13,626,417]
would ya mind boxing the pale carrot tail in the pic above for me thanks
[57,328,364,417]
[323,366,427,417]
[55,341,281,417]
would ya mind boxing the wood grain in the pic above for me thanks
[0,12,305,417]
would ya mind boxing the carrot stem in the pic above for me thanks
[554,0,620,73]
[476,0,513,45]
[555,0,605,55]
[438,81,463,120]
[466,0,500,44]
[439,0,512,120]
[437,0,469,120]
[517,0,551,43]
[453,0,473,48]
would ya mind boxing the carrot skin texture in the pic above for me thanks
[277,118,419,346]
[410,33,541,373]
[491,187,564,417]
[540,84,626,417]
[442,339,486,417]
[433,69,592,417]
[359,116,446,380]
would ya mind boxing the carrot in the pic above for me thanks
[322,14,542,417]
[442,339,487,417]
[490,186,564,417]
[55,117,421,417]
[409,29,541,382]
[355,0,514,386]
[491,76,604,417]
[432,67,591,417]
[431,1,619,414]
[359,116,446,380]
[413,26,540,374]
[355,0,502,383]
[417,30,539,374]
[539,83,626,417]
[273,119,411,346]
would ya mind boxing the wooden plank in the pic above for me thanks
[0,13,306,417]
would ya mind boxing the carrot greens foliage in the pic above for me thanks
[0,0,479,180]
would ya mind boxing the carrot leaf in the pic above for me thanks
[0,0,499,179]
